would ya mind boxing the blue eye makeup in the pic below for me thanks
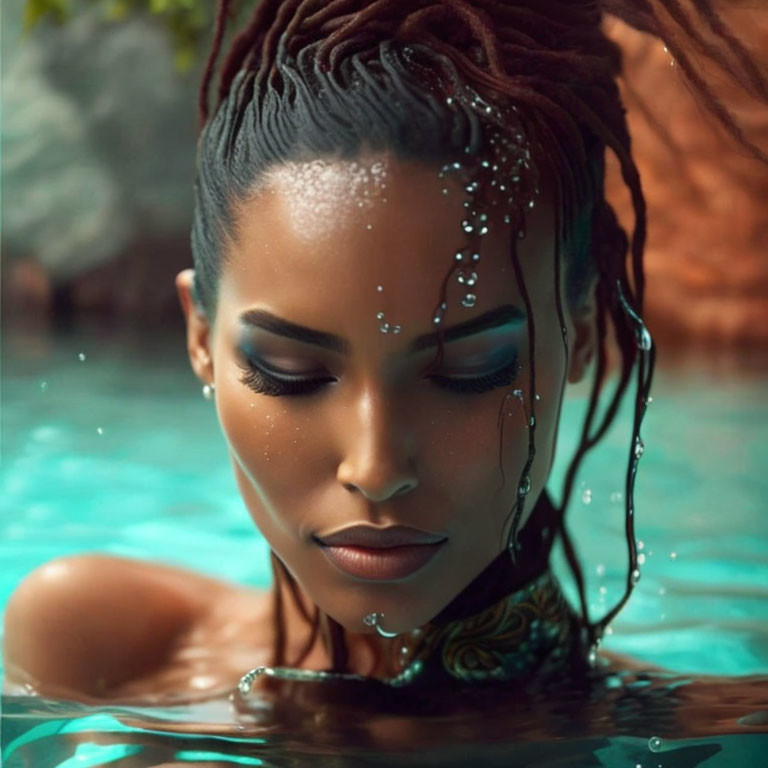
[236,349,519,398]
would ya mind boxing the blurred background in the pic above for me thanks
[1,1,768,679]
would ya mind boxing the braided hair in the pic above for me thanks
[192,0,767,672]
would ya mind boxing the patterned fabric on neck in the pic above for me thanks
[386,570,580,687]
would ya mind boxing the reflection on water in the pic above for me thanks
[2,325,768,765]
[3,666,768,767]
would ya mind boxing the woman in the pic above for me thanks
[3,0,765,708]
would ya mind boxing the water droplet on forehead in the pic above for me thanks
[377,285,383,292]
[376,312,385,320]
[457,269,478,287]
[461,293,477,308]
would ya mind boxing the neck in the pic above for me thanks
[271,492,565,681]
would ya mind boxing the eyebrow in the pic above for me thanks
[239,304,526,355]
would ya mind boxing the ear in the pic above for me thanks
[566,285,597,384]
[175,269,214,386]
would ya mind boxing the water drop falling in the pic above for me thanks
[648,736,662,753]
[631,569,641,585]
[461,293,477,308]
[96,427,104,436]
[78,353,86,362]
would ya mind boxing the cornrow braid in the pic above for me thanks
[192,0,767,673]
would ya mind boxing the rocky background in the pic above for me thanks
[3,2,767,345]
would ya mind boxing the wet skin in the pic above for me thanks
[177,154,596,678]
[2,154,596,703]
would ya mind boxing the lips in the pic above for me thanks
[315,525,447,581]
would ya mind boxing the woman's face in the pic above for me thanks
[178,155,594,634]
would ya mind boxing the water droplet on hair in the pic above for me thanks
[581,488,592,505]
[648,736,662,753]
[518,229,526,240]
[534,393,541,401]
[518,476,531,496]
[528,200,535,209]
[637,553,646,565]
[634,437,645,459]
[529,415,535,427]
[457,269,478,287]
[630,569,641,585]
[461,293,477,308]
[637,325,652,351]
[78,353,86,362]
[446,97,454,106]
[646,396,654,405]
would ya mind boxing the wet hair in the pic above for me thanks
[193,0,768,672]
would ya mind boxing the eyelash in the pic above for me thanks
[237,355,519,398]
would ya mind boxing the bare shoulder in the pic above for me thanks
[2,554,271,702]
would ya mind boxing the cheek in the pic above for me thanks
[215,374,331,539]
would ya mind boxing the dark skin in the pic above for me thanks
[2,154,596,703]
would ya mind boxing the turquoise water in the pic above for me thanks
[1,324,767,765]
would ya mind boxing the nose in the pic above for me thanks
[336,385,418,503]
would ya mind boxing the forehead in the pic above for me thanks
[218,155,555,337]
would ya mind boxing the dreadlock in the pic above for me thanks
[192,0,768,672]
